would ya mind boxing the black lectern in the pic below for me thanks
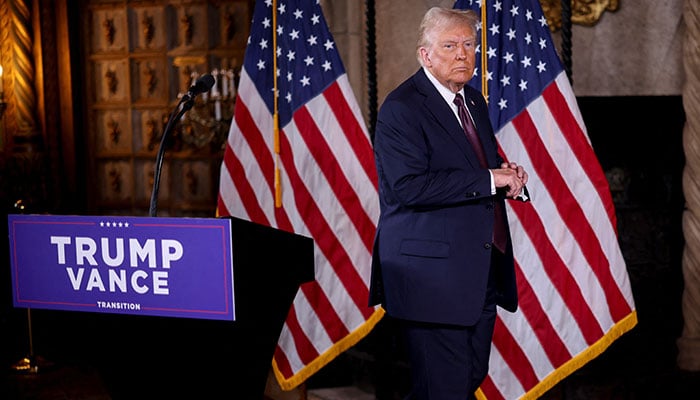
[48,216,314,399]
[224,216,315,397]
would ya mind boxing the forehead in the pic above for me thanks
[431,22,476,42]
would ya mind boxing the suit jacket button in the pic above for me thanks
[484,243,492,249]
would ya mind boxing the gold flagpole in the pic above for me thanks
[481,1,488,102]
[272,0,282,207]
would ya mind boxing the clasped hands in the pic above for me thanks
[492,162,528,199]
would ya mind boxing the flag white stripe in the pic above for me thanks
[284,112,369,259]
[218,166,246,218]
[293,290,332,350]
[282,108,374,309]
[488,343,526,399]
[307,87,379,222]
[554,74,589,146]
[265,86,376,377]
[333,76,382,203]
[504,129,615,346]
[498,310,556,379]
[502,111,617,330]
[223,71,277,223]
[508,209,590,355]
[276,322,309,376]
[531,79,630,324]
[491,77,635,396]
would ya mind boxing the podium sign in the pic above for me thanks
[7,214,235,321]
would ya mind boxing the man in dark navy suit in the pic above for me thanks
[369,6,529,399]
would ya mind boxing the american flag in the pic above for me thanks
[453,0,637,398]
[216,0,381,390]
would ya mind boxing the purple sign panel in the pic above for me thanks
[7,214,235,321]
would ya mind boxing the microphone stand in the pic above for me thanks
[148,94,196,217]
[10,200,52,374]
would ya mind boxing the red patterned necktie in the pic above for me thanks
[454,93,508,253]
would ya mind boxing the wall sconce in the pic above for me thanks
[0,64,6,119]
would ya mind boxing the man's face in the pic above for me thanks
[421,23,477,92]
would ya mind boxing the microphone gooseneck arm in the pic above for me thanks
[148,101,188,217]
[148,74,215,217]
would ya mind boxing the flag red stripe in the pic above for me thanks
[281,303,320,365]
[222,98,297,233]
[512,258,572,367]
[277,128,373,317]
[520,93,633,323]
[492,316,541,391]
[293,105,376,252]
[221,98,329,368]
[234,100,277,194]
[301,281,351,342]
[219,143,269,225]
[273,205,295,233]
[220,101,275,223]
[274,344,294,379]
[507,190,605,344]
[323,82,379,188]
[540,86,632,322]
[480,374,506,400]
[512,107,623,327]
[227,88,377,382]
[216,193,230,218]
[264,131,358,364]
[542,84,618,229]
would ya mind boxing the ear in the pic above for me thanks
[419,47,431,67]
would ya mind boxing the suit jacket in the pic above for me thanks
[369,68,518,326]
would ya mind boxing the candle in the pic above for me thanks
[222,72,229,98]
[228,70,235,98]
[214,99,222,121]
[211,69,219,97]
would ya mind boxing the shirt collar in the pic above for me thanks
[422,66,463,106]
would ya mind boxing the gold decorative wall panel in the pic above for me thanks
[540,0,620,32]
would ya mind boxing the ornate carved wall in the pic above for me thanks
[80,0,251,217]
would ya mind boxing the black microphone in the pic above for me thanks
[185,74,215,99]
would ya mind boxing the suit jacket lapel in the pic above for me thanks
[412,70,477,166]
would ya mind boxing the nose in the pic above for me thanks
[456,45,467,59]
